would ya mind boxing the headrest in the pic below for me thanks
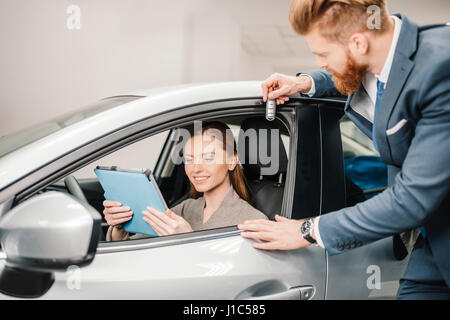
[238,117,288,181]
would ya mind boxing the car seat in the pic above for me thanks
[238,117,288,220]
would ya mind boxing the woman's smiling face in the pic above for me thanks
[183,131,237,193]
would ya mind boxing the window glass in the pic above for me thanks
[73,131,169,179]
[340,116,377,158]
[0,96,142,158]
[340,116,387,198]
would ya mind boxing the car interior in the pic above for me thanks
[156,115,291,222]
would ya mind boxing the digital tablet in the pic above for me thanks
[94,166,168,237]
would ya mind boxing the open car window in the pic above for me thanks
[60,113,291,243]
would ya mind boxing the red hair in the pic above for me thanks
[288,0,391,42]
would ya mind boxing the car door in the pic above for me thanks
[24,227,323,300]
[318,108,410,299]
[0,99,327,300]
[326,237,410,299]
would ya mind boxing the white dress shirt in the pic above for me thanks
[309,16,403,248]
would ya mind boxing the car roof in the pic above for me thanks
[111,81,346,104]
[0,81,345,192]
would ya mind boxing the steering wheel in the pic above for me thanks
[64,175,88,202]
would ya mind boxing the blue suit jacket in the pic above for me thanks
[302,14,450,285]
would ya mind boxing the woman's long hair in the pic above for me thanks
[184,121,250,202]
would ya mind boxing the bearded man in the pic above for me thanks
[238,0,450,299]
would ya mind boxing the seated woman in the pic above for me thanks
[103,121,268,241]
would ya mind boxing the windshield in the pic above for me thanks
[0,96,142,158]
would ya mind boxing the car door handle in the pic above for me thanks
[246,285,315,300]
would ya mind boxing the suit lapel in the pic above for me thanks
[373,14,418,163]
[375,58,414,162]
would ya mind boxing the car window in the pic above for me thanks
[89,115,290,243]
[0,96,142,158]
[340,116,387,199]
[228,123,290,160]
[72,130,169,179]
[340,115,378,158]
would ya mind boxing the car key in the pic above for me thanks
[266,99,276,121]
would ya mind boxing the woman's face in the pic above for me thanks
[183,132,237,193]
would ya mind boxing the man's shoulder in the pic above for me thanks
[415,24,450,67]
[407,25,450,96]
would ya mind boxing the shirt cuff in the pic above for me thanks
[296,73,316,97]
[313,216,325,248]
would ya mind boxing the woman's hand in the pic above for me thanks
[102,200,133,226]
[142,207,193,236]
[102,200,133,241]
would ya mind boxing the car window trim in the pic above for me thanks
[97,226,243,254]
[94,109,296,253]
[4,99,312,253]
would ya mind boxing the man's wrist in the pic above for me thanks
[311,218,317,241]
[312,216,325,248]
[295,74,313,94]
[300,218,317,245]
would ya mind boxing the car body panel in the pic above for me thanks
[0,233,326,300]
[327,236,409,299]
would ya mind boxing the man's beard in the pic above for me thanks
[327,53,367,96]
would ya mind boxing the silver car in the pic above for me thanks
[0,82,408,299]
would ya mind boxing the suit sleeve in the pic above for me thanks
[296,69,345,98]
[317,61,450,255]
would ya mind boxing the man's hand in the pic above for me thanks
[261,73,313,104]
[237,214,313,250]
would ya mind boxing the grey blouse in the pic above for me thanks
[106,187,268,241]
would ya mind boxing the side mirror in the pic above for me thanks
[0,191,101,298]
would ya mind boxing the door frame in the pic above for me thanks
[93,105,297,254]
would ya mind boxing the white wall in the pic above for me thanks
[0,0,185,137]
[1,0,449,139]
